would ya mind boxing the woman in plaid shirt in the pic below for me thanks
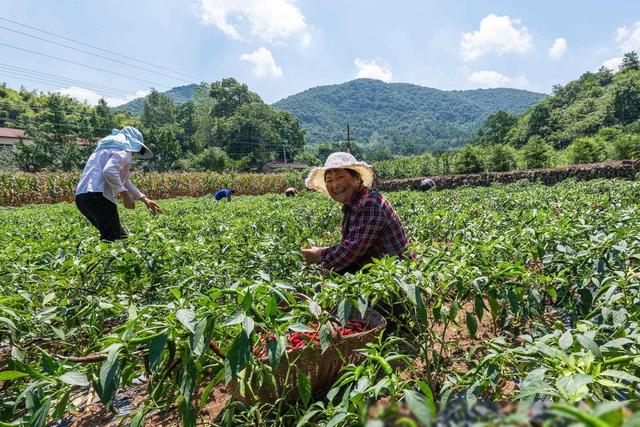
[301,152,408,274]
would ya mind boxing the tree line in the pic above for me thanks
[0,78,308,172]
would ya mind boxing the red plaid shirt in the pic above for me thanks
[320,187,408,273]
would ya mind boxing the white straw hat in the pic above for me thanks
[305,152,374,197]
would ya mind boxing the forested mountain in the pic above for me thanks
[492,53,640,149]
[116,84,202,115]
[272,79,545,153]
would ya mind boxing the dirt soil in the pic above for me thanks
[63,382,231,427]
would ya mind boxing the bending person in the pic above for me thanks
[75,126,162,241]
[301,152,408,274]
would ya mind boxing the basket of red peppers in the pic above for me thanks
[244,302,387,403]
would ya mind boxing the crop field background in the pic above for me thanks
[1,179,640,426]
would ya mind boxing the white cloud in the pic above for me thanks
[460,14,533,61]
[601,56,623,71]
[600,22,640,71]
[354,58,393,82]
[468,70,528,88]
[55,87,149,107]
[615,22,640,52]
[196,0,310,46]
[240,47,283,78]
[548,38,567,60]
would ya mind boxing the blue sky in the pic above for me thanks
[1,0,639,106]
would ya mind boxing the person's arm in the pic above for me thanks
[103,151,135,208]
[124,169,163,214]
[319,199,385,272]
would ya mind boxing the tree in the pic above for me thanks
[620,51,640,73]
[209,78,262,118]
[188,146,230,171]
[612,134,640,160]
[521,136,553,169]
[567,136,607,164]
[91,98,117,136]
[611,73,640,124]
[477,112,518,146]
[293,150,321,166]
[452,145,485,174]
[487,144,518,172]
[176,101,197,154]
[145,124,182,171]
[140,89,175,129]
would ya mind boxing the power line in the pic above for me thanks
[0,68,132,99]
[0,63,133,96]
[0,117,301,150]
[0,41,169,88]
[0,17,205,82]
[0,24,194,84]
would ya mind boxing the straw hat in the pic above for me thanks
[305,152,374,197]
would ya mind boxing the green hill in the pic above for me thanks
[503,59,640,148]
[272,79,546,152]
[116,83,204,115]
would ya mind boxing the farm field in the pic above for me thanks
[1,179,640,426]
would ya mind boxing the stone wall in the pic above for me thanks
[379,160,640,192]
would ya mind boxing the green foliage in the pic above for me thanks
[486,144,518,172]
[521,136,553,169]
[498,54,640,151]
[208,78,262,118]
[0,148,17,171]
[140,89,175,129]
[612,134,640,160]
[116,84,203,116]
[567,136,607,164]
[611,71,640,125]
[475,112,518,146]
[2,180,640,425]
[293,150,321,166]
[273,79,544,152]
[187,146,230,172]
[452,145,485,174]
[620,51,640,73]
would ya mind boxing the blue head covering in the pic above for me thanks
[95,126,152,159]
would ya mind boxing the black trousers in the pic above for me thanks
[75,192,126,242]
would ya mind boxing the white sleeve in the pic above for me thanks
[124,178,145,200]
[102,151,127,195]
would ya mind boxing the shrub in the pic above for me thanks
[521,136,554,169]
[188,147,230,172]
[452,145,485,174]
[487,144,518,172]
[612,133,640,160]
[567,136,607,164]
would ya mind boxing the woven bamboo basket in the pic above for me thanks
[238,308,386,403]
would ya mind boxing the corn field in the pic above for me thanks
[0,172,305,207]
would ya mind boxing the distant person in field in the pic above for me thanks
[419,178,436,191]
[75,126,162,242]
[301,152,408,274]
[285,187,298,197]
[214,188,234,201]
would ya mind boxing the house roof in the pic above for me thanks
[0,127,28,139]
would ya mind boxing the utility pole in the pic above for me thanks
[283,144,287,164]
[346,123,351,153]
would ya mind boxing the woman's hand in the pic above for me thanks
[120,192,135,209]
[142,197,163,214]
[301,246,323,264]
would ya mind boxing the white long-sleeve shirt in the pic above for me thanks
[76,149,145,204]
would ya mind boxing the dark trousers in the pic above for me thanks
[75,192,126,242]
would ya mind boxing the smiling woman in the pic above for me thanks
[301,152,408,274]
